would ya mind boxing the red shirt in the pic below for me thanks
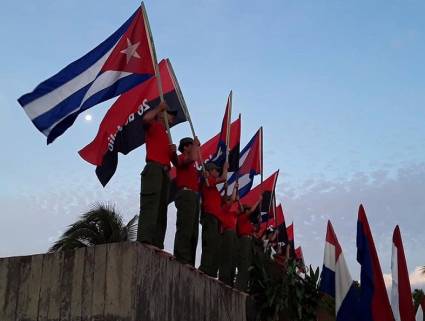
[145,120,171,166]
[201,177,222,219]
[237,213,254,236]
[175,154,199,191]
[220,203,238,231]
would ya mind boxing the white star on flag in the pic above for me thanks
[120,38,141,63]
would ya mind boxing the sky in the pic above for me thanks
[1,0,424,289]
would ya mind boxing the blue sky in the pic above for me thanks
[1,0,424,286]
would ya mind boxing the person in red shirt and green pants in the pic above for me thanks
[218,182,239,286]
[172,136,201,266]
[137,101,177,249]
[235,194,262,292]
[199,161,228,277]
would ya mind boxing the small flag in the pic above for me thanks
[391,225,415,321]
[18,6,156,143]
[357,205,394,321]
[225,128,262,197]
[79,59,187,186]
[320,220,359,321]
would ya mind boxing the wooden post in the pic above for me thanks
[141,2,173,143]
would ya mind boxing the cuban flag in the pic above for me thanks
[18,5,156,144]
[357,204,395,321]
[210,91,233,168]
[391,225,415,321]
[320,220,359,321]
[225,127,262,198]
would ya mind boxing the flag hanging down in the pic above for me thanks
[287,223,296,258]
[210,91,236,169]
[295,246,305,270]
[319,220,359,321]
[357,205,395,321]
[225,127,262,198]
[18,5,156,144]
[79,59,187,186]
[416,298,425,321]
[275,204,288,246]
[391,225,415,321]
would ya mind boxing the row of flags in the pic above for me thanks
[17,1,322,311]
[320,205,422,321]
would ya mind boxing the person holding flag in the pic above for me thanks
[171,136,201,266]
[235,195,263,292]
[218,182,240,286]
[137,101,177,249]
[199,161,229,277]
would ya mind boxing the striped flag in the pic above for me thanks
[320,220,359,321]
[391,225,415,321]
[18,5,156,143]
[357,204,395,321]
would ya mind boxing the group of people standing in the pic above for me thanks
[136,101,264,291]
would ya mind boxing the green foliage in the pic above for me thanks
[250,251,321,321]
[49,203,138,252]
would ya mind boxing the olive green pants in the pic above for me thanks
[219,229,237,286]
[173,189,200,266]
[199,213,220,277]
[235,236,253,292]
[137,162,170,249]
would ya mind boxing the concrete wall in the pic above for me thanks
[0,242,248,321]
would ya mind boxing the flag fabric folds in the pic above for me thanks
[320,220,359,321]
[416,298,425,321]
[357,204,395,321]
[18,6,156,144]
[79,59,187,186]
[391,225,415,321]
[225,128,262,198]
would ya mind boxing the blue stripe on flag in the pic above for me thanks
[319,265,336,298]
[18,10,136,106]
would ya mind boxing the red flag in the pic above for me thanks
[239,170,279,207]
[357,204,394,321]
[275,204,285,227]
[391,225,415,321]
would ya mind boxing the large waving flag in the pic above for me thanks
[79,59,187,186]
[225,127,262,198]
[18,5,156,144]
[357,204,395,321]
[391,225,415,321]
[320,220,359,321]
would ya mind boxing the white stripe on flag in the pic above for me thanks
[23,44,117,120]
[323,242,336,272]
[335,253,353,313]
[391,243,401,321]
[416,305,423,321]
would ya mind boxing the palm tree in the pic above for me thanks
[49,203,138,252]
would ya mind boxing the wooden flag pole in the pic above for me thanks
[260,126,264,184]
[141,2,173,144]
[166,59,207,176]
[224,90,232,195]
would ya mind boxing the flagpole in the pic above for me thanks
[224,90,232,196]
[260,126,264,184]
[141,2,173,144]
[166,59,207,175]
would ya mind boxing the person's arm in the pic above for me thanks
[247,194,263,215]
[143,101,167,125]
[230,182,239,202]
[215,162,229,184]
[170,144,178,166]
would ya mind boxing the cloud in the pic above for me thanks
[276,162,425,277]
[384,268,425,291]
